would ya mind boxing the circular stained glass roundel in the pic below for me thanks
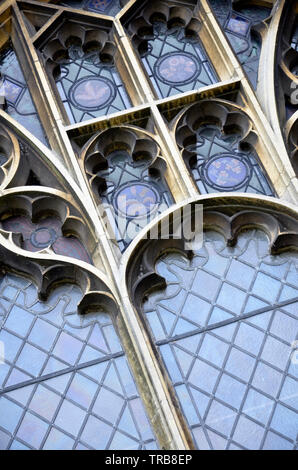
[69,76,116,111]
[155,52,201,85]
[203,154,251,190]
[114,183,160,218]
[30,228,57,249]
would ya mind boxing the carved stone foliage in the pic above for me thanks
[81,126,172,250]
[172,100,273,195]
[126,198,298,310]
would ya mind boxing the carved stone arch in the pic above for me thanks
[258,0,298,178]
[0,117,71,191]
[124,195,298,310]
[0,188,99,265]
[0,224,119,322]
[172,99,258,168]
[42,20,117,80]
[81,125,168,201]
[126,0,202,56]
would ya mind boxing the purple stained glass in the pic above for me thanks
[155,52,201,85]
[1,216,91,263]
[226,13,251,37]
[204,155,251,190]
[85,0,113,12]
[115,184,159,218]
[69,76,116,111]
[0,78,23,104]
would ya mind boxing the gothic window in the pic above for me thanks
[41,23,131,123]
[175,101,274,195]
[142,228,298,450]
[126,2,218,98]
[208,0,272,89]
[0,275,158,450]
[0,0,297,452]
[83,127,173,251]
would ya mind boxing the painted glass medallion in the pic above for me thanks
[114,184,160,218]
[69,76,116,111]
[155,53,201,85]
[203,154,251,190]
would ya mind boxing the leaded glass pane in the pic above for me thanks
[208,0,271,89]
[60,0,122,16]
[187,126,274,195]
[141,22,217,98]
[0,46,47,145]
[54,45,131,123]
[98,150,173,251]
[0,274,158,450]
[143,230,298,449]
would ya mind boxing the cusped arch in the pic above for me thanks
[123,194,298,309]
[81,125,168,198]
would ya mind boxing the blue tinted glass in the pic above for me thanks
[144,230,298,449]
[0,46,47,144]
[0,274,158,450]
[208,0,271,89]
[54,46,131,123]
[98,151,173,251]
[187,127,274,195]
[141,22,217,98]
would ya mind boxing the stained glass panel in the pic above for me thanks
[98,151,173,251]
[1,216,92,263]
[0,47,47,145]
[187,126,274,195]
[0,275,158,450]
[208,0,272,89]
[55,46,131,123]
[141,22,217,99]
[143,230,298,449]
